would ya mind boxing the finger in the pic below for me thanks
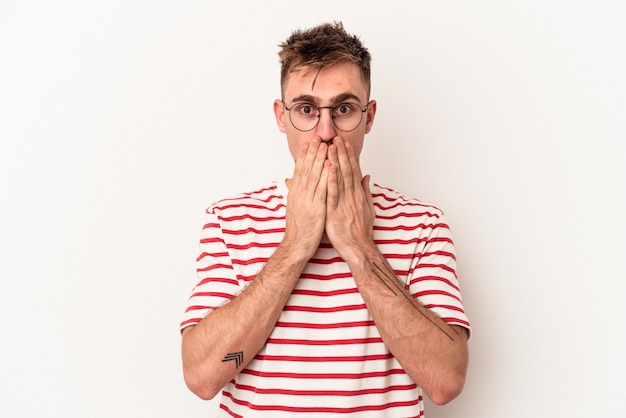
[361,174,373,206]
[326,159,338,209]
[294,138,319,177]
[292,141,310,183]
[343,140,363,188]
[327,137,340,167]
[318,159,331,205]
[334,138,357,189]
[311,141,328,182]
[294,139,327,199]
[327,139,344,192]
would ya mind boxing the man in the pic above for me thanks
[181,21,470,417]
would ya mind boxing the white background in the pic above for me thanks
[1,1,625,417]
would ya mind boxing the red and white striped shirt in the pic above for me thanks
[181,181,470,417]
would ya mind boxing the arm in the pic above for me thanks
[181,138,330,400]
[325,138,469,405]
[181,244,310,400]
[342,247,468,405]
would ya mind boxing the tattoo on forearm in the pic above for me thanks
[371,266,398,295]
[372,261,455,341]
[221,351,244,368]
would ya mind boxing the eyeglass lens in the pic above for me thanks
[287,103,365,132]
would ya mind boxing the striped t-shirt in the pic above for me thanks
[181,180,470,417]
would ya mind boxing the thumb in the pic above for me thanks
[361,174,371,192]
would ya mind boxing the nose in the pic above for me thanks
[316,107,337,142]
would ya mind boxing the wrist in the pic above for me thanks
[341,240,380,270]
[275,237,316,267]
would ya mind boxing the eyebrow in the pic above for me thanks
[289,92,363,106]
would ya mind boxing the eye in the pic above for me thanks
[334,103,357,117]
[294,103,316,117]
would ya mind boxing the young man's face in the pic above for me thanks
[274,62,376,166]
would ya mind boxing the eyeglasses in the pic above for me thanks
[283,101,368,132]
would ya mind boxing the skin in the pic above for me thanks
[181,62,469,405]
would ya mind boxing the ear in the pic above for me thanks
[274,99,287,133]
[364,100,377,134]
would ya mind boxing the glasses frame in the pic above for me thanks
[283,101,369,132]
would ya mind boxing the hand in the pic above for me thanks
[325,137,376,263]
[283,138,329,261]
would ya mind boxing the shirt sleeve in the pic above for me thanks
[180,208,241,330]
[407,212,471,335]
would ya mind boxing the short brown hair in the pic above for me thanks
[278,21,372,98]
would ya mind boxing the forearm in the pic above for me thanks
[346,244,469,405]
[181,244,308,400]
